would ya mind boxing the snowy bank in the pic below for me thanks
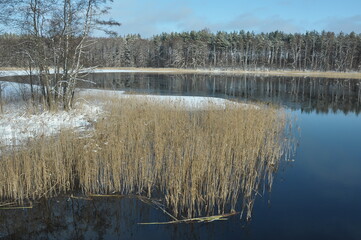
[0,103,102,147]
[79,89,256,110]
[0,70,29,77]
[89,69,174,73]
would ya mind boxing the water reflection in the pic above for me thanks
[85,73,361,114]
[3,73,361,114]
[0,196,242,239]
[0,197,154,239]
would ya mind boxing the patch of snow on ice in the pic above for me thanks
[79,89,257,110]
[0,70,29,77]
[90,69,174,73]
[0,70,57,77]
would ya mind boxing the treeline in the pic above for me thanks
[1,30,361,71]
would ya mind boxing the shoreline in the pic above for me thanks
[1,67,361,80]
[95,67,361,79]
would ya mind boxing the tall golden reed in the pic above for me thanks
[0,97,292,219]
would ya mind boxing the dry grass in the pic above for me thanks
[0,67,27,71]
[95,67,361,80]
[0,97,293,220]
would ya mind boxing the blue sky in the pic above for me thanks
[108,0,361,37]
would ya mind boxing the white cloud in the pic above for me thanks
[110,1,195,37]
[320,15,361,33]
[218,13,304,33]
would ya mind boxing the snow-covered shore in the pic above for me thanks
[0,103,102,147]
[89,69,174,73]
[0,70,29,77]
[79,88,252,110]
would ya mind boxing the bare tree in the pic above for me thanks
[0,0,120,110]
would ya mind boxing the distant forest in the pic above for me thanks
[1,30,361,71]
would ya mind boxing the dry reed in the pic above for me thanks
[0,97,293,220]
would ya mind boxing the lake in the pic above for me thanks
[1,73,361,239]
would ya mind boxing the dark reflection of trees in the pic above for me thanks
[4,73,361,114]
[0,197,243,240]
[85,73,361,115]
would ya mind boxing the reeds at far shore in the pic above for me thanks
[0,97,294,220]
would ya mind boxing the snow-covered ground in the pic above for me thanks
[0,103,102,147]
[0,70,29,77]
[80,89,253,110]
[89,69,174,73]
[0,79,103,148]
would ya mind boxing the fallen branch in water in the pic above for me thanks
[138,212,239,225]
[0,201,33,210]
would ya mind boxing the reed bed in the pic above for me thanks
[0,97,293,220]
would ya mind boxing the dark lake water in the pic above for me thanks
[1,73,361,239]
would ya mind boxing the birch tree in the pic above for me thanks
[0,0,120,110]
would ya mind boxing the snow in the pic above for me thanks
[79,89,254,110]
[0,80,103,149]
[90,69,174,73]
[0,104,102,147]
[0,70,29,77]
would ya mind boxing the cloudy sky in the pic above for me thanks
[107,0,361,37]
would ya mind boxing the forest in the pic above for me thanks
[1,30,361,72]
